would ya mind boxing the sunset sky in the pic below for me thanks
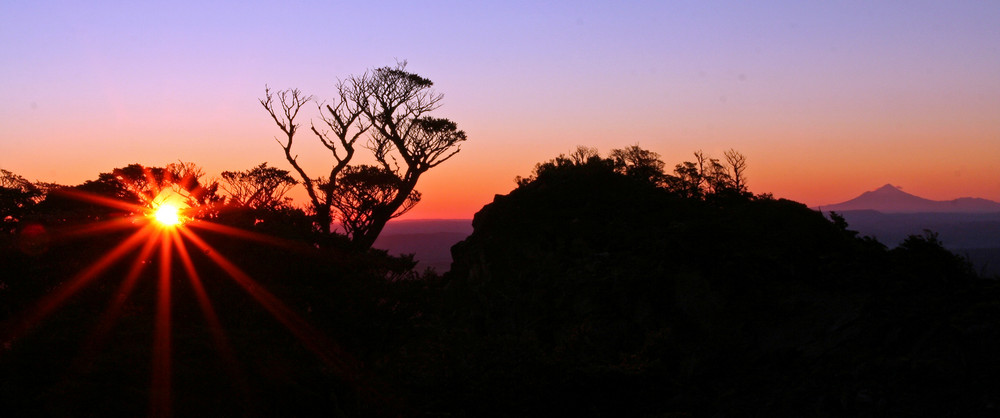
[3,1,998,219]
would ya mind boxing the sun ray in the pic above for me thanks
[142,167,163,206]
[4,224,157,344]
[150,230,173,418]
[170,229,231,352]
[8,179,360,413]
[185,219,305,250]
[51,187,146,213]
[170,229,251,401]
[56,216,146,240]
[74,228,163,370]
[176,227,359,378]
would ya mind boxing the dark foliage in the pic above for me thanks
[0,165,426,416]
[220,162,298,210]
[422,150,998,417]
[3,150,998,417]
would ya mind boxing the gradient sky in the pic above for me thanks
[3,1,998,219]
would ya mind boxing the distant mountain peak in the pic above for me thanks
[863,184,924,199]
[821,184,1000,214]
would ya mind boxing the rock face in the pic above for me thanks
[443,164,1000,416]
[822,184,1000,213]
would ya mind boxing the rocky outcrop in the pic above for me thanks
[442,164,1000,416]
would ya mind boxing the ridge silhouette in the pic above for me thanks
[3,147,999,416]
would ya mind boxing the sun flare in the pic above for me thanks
[153,203,183,227]
[9,181,354,416]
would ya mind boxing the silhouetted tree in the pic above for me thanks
[663,150,750,198]
[516,146,616,186]
[723,148,748,193]
[115,163,221,220]
[34,163,221,224]
[261,87,345,237]
[519,146,750,202]
[262,61,466,248]
[891,229,976,285]
[104,162,219,208]
[665,160,703,198]
[220,163,298,210]
[331,165,420,241]
[0,169,42,233]
[567,146,600,164]
[0,169,37,193]
[609,145,667,185]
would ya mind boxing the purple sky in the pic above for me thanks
[3,1,999,218]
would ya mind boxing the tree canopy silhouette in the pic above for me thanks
[0,169,44,234]
[262,61,466,248]
[518,145,750,200]
[220,162,297,210]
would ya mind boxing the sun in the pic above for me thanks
[9,179,353,415]
[153,203,183,227]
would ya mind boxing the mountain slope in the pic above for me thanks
[822,184,1000,213]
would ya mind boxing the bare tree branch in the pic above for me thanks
[260,86,331,232]
[724,149,749,193]
[261,62,466,247]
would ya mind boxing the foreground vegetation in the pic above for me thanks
[2,147,998,416]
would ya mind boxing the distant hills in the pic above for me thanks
[372,186,1000,275]
[817,184,1000,276]
[373,219,473,272]
[820,184,1000,213]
